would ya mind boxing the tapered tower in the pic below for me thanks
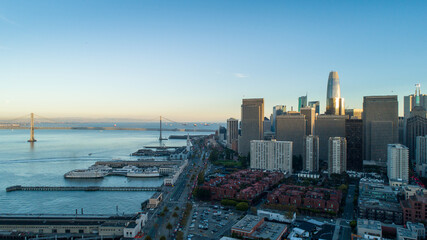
[326,71,345,115]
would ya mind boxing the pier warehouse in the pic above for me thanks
[0,213,147,239]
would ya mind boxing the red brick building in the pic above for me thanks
[202,169,284,202]
[401,191,427,224]
[267,185,342,213]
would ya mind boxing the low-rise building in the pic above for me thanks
[401,191,427,224]
[358,198,403,225]
[257,209,296,224]
[406,222,425,240]
[357,219,382,240]
[147,192,163,209]
[231,215,287,240]
[397,227,418,240]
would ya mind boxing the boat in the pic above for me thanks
[127,168,160,178]
[111,165,139,175]
[64,169,108,179]
[64,165,112,179]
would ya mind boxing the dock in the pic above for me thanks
[6,185,160,192]
[94,160,182,168]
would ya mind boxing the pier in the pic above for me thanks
[94,160,182,168]
[6,185,160,192]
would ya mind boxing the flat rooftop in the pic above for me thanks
[357,218,381,231]
[252,221,287,240]
[232,215,262,232]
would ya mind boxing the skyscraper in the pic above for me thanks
[363,96,399,163]
[345,119,363,171]
[308,101,320,115]
[404,84,427,145]
[238,98,264,156]
[227,118,239,152]
[250,140,293,173]
[406,106,427,160]
[272,105,285,132]
[315,115,348,161]
[387,144,409,182]
[328,137,347,175]
[303,135,319,172]
[345,109,363,119]
[276,114,306,158]
[298,95,307,112]
[326,71,345,115]
[301,107,316,135]
[416,136,427,177]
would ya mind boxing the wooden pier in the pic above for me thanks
[6,185,160,192]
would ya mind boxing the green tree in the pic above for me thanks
[163,206,169,212]
[236,202,250,211]
[160,236,166,240]
[194,187,211,201]
[166,222,173,236]
[176,231,184,240]
[173,212,178,217]
[175,206,179,211]
[144,236,152,240]
[350,220,357,229]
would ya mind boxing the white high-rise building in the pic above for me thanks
[387,144,409,182]
[303,135,319,172]
[227,118,239,151]
[416,136,427,177]
[250,140,292,173]
[328,137,347,175]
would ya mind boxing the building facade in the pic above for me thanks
[406,106,427,160]
[328,137,347,175]
[345,109,363,119]
[416,136,427,177]
[272,105,285,132]
[275,114,306,158]
[238,98,264,156]
[301,107,316,135]
[227,118,239,152]
[315,115,348,161]
[298,95,307,112]
[303,135,319,172]
[363,95,399,163]
[345,119,363,171]
[308,101,320,114]
[325,71,345,115]
[250,140,293,173]
[387,144,409,182]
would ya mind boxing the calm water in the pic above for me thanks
[0,127,212,215]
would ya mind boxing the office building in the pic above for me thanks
[263,117,272,135]
[328,137,346,174]
[298,95,307,112]
[218,126,226,142]
[276,114,306,157]
[363,96,399,163]
[315,115,348,161]
[227,118,239,151]
[308,101,320,114]
[301,107,316,135]
[357,219,382,240]
[387,144,409,182]
[416,136,427,177]
[250,140,293,173]
[238,98,264,156]
[345,109,363,119]
[325,71,345,115]
[406,106,427,160]
[401,191,427,224]
[271,105,285,132]
[345,119,363,171]
[404,84,427,145]
[231,215,288,240]
[303,135,319,172]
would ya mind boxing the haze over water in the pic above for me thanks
[0,124,214,214]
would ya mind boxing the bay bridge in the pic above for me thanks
[0,113,215,143]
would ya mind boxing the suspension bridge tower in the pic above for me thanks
[28,113,37,142]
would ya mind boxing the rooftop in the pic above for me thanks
[357,218,381,231]
[232,215,263,232]
[252,221,287,240]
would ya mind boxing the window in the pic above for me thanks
[52,229,57,233]
[65,230,70,233]
[79,230,84,233]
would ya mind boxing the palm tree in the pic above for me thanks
[166,222,173,236]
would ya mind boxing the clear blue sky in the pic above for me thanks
[0,0,425,121]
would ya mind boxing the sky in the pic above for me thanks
[0,0,426,122]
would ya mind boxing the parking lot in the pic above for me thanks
[186,204,242,240]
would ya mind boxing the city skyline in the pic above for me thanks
[1,1,426,121]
